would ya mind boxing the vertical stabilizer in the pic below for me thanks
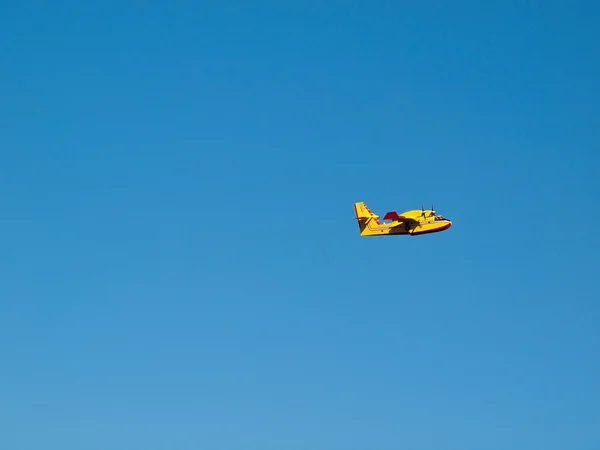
[354,202,387,235]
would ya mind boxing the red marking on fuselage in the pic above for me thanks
[412,222,452,235]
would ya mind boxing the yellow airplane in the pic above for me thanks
[354,201,452,236]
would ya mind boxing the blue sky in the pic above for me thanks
[1,1,599,449]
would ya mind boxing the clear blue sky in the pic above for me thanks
[1,1,599,449]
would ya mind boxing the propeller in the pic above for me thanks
[421,205,437,218]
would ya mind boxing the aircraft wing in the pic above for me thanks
[383,211,406,222]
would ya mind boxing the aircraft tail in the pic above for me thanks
[354,202,383,235]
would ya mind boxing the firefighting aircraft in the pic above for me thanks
[354,201,452,236]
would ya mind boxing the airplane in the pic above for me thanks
[354,201,452,236]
